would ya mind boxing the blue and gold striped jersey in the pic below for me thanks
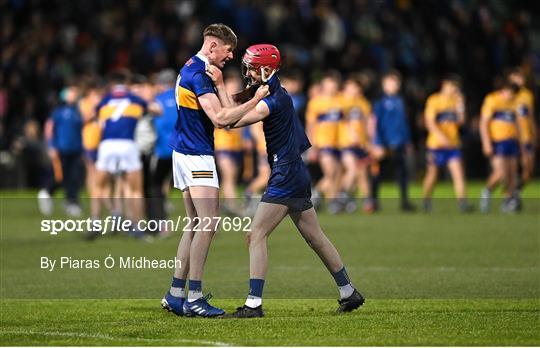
[96,86,147,141]
[169,53,216,156]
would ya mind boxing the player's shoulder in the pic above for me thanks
[519,88,533,102]
[426,92,441,104]
[483,91,498,104]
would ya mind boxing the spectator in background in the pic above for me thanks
[38,84,84,217]
[370,71,415,212]
[147,69,177,236]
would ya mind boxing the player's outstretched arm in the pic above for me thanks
[198,85,269,129]
[229,100,270,128]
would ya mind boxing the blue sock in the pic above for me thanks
[249,278,265,298]
[245,278,265,308]
[332,267,351,287]
[172,277,186,288]
[169,277,186,298]
[188,279,203,301]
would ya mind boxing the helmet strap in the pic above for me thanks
[261,67,276,83]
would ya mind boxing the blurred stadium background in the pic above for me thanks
[1,0,538,189]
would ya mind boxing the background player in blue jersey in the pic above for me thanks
[161,24,270,318]
[210,44,364,318]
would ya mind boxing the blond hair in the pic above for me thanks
[203,23,237,49]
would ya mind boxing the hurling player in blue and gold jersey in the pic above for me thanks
[305,71,344,213]
[93,71,160,230]
[479,80,522,213]
[160,24,270,318]
[218,44,364,318]
[509,69,536,200]
[422,77,473,213]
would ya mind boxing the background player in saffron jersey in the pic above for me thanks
[305,71,344,213]
[216,44,364,318]
[338,74,373,213]
[479,81,522,213]
[422,76,473,213]
[508,69,536,207]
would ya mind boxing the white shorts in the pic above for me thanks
[172,151,219,191]
[96,139,142,174]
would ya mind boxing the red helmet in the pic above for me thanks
[242,44,281,83]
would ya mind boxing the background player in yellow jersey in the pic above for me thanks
[214,72,244,215]
[338,74,373,213]
[422,76,473,213]
[509,69,536,206]
[305,71,344,213]
[479,80,522,213]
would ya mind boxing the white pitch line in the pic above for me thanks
[1,329,232,347]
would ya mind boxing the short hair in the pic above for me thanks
[322,69,342,83]
[203,23,237,49]
[442,74,461,88]
[108,69,130,85]
[382,69,401,81]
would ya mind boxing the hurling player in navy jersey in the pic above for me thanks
[161,24,270,318]
[211,44,364,318]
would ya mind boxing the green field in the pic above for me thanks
[1,181,539,346]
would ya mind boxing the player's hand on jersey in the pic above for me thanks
[254,85,270,100]
[205,64,224,86]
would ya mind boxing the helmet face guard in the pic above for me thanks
[242,44,281,84]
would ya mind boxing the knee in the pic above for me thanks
[246,229,266,247]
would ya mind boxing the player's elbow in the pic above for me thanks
[212,111,228,129]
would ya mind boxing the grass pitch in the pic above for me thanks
[1,181,539,346]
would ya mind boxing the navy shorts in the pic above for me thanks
[261,158,313,212]
[427,148,462,167]
[319,147,341,159]
[342,147,369,160]
[522,143,534,154]
[493,140,519,157]
[216,150,243,164]
[84,149,98,163]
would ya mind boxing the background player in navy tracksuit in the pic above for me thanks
[39,84,83,217]
[370,71,415,212]
[213,44,364,318]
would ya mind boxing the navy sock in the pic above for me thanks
[188,279,202,292]
[332,267,351,287]
[249,278,265,298]
[171,277,186,288]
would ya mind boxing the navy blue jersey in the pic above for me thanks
[261,75,311,167]
[50,104,83,154]
[169,54,216,156]
[373,94,411,147]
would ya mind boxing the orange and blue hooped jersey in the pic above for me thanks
[481,91,518,142]
[214,127,243,152]
[306,95,344,148]
[425,92,461,149]
[339,95,371,149]
[515,88,534,144]
[96,86,147,141]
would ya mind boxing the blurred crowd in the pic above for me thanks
[1,0,538,213]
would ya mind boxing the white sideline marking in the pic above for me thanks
[1,329,232,347]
